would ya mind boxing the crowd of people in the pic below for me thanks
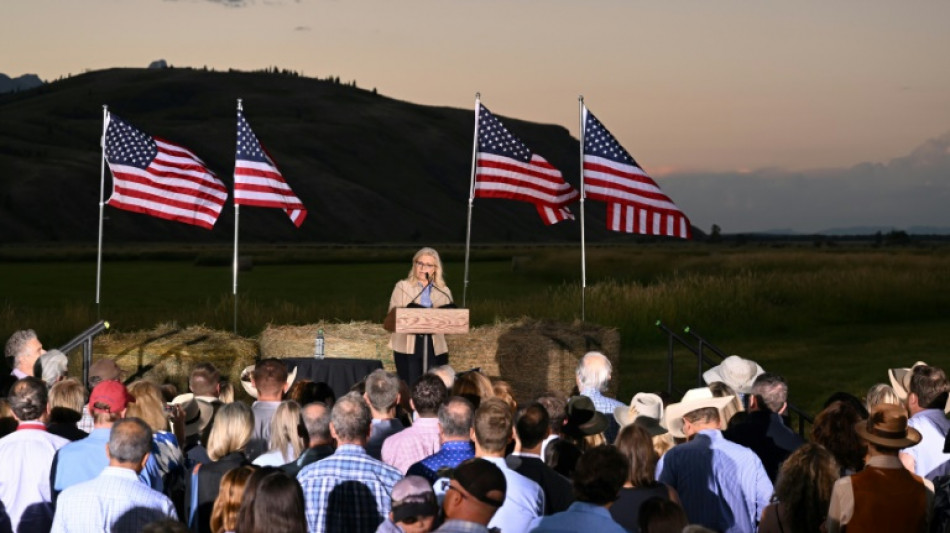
[2,327,949,533]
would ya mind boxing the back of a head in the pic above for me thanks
[910,365,950,409]
[269,400,304,459]
[109,417,154,465]
[515,402,549,450]
[811,400,865,473]
[638,497,689,533]
[301,402,331,443]
[253,359,289,397]
[365,369,400,412]
[429,365,456,389]
[126,380,169,433]
[49,377,85,414]
[452,371,494,405]
[536,391,567,434]
[211,465,257,533]
[331,391,372,442]
[576,351,612,392]
[572,445,628,506]
[773,442,840,533]
[866,383,902,413]
[473,397,513,453]
[614,423,660,487]
[751,373,788,413]
[37,349,68,388]
[8,377,47,422]
[237,468,307,533]
[439,396,474,439]
[208,401,254,461]
[190,362,221,397]
[412,374,447,417]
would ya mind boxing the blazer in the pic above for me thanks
[388,279,453,355]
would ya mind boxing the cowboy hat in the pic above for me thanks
[614,393,666,436]
[887,361,928,401]
[703,355,764,394]
[563,395,608,437]
[664,387,736,439]
[240,364,298,399]
[170,393,215,438]
[855,403,921,449]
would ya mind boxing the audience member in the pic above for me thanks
[297,391,403,533]
[51,417,178,532]
[889,360,928,402]
[758,443,839,533]
[613,392,672,457]
[245,359,293,460]
[821,391,869,419]
[170,392,215,467]
[209,465,256,533]
[287,379,336,408]
[429,365,456,390]
[900,364,950,480]
[433,458,506,533]
[658,387,772,533]
[506,402,574,515]
[551,395,605,477]
[827,403,934,532]
[407,396,475,484]
[189,363,224,447]
[188,401,254,533]
[383,374,447,474]
[535,391,567,460]
[723,373,804,482]
[471,397,544,533]
[575,351,625,442]
[253,400,305,467]
[5,329,45,380]
[637,497,689,533]
[451,370,494,409]
[708,381,745,427]
[235,468,306,533]
[52,379,135,500]
[702,354,765,405]
[364,369,406,460]
[865,383,901,413]
[282,401,334,477]
[0,377,68,532]
[219,381,235,404]
[611,423,678,532]
[492,380,517,414]
[811,400,866,476]
[35,349,68,388]
[46,378,89,441]
[79,358,124,432]
[375,476,439,533]
[126,380,186,494]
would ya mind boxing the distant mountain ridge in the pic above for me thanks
[0,73,43,94]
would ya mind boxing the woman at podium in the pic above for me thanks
[388,247,453,386]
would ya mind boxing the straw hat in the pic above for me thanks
[703,355,764,394]
[855,403,921,449]
[170,393,215,438]
[614,393,667,436]
[664,387,735,439]
[239,364,298,399]
[887,361,928,401]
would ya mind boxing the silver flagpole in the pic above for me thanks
[96,106,109,316]
[579,97,587,322]
[233,99,242,333]
[462,92,481,308]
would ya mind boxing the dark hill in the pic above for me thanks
[0,67,649,244]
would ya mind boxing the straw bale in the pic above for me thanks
[259,322,395,370]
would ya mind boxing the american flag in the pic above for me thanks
[233,109,306,227]
[475,104,578,225]
[583,107,691,239]
[103,114,227,230]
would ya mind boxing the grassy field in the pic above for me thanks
[3,242,950,418]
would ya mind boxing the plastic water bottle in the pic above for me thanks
[314,329,325,359]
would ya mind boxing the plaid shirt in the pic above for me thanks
[579,388,626,442]
[297,444,402,533]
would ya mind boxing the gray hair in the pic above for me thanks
[429,365,456,389]
[751,373,788,413]
[439,396,474,438]
[302,402,331,442]
[331,392,372,442]
[5,329,38,367]
[108,417,153,464]
[575,351,613,392]
[364,369,400,412]
[8,377,47,421]
[37,349,68,388]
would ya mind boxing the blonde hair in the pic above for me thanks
[207,402,254,461]
[405,247,447,288]
[709,381,743,426]
[492,380,517,414]
[866,383,902,412]
[126,380,169,433]
[268,401,305,463]
[452,370,494,402]
[49,378,86,413]
[210,465,256,533]
[652,433,675,457]
[219,381,235,404]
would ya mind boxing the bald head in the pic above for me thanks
[576,351,613,392]
[302,402,331,446]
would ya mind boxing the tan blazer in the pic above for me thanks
[387,279,453,355]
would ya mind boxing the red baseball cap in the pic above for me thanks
[88,380,135,414]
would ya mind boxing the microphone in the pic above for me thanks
[427,272,456,308]
[407,273,429,307]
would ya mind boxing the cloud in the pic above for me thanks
[658,132,950,234]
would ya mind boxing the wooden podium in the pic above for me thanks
[391,307,469,373]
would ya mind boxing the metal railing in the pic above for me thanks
[58,320,110,387]
[656,321,813,438]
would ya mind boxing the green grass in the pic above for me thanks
[3,243,950,421]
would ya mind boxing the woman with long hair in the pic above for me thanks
[210,465,257,533]
[252,400,305,467]
[811,400,866,476]
[387,247,454,387]
[610,423,680,532]
[758,443,839,533]
[235,468,307,533]
[126,379,186,509]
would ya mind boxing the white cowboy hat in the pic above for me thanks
[169,393,215,438]
[664,387,736,439]
[614,393,665,429]
[703,355,765,394]
[240,364,298,399]
[887,361,928,401]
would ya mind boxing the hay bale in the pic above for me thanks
[259,322,395,371]
[88,323,258,400]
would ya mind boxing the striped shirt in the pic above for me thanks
[297,444,403,533]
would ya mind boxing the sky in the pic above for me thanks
[4,0,950,232]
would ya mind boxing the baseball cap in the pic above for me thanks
[451,458,507,508]
[88,380,135,414]
[391,476,438,523]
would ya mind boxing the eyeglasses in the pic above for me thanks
[415,261,436,269]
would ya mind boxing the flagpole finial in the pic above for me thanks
[475,92,480,100]
[578,95,584,103]
[237,98,243,111]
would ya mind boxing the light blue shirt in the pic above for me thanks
[481,456,544,533]
[51,466,177,533]
[905,408,950,480]
[529,501,627,533]
[657,429,772,533]
[53,428,163,496]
